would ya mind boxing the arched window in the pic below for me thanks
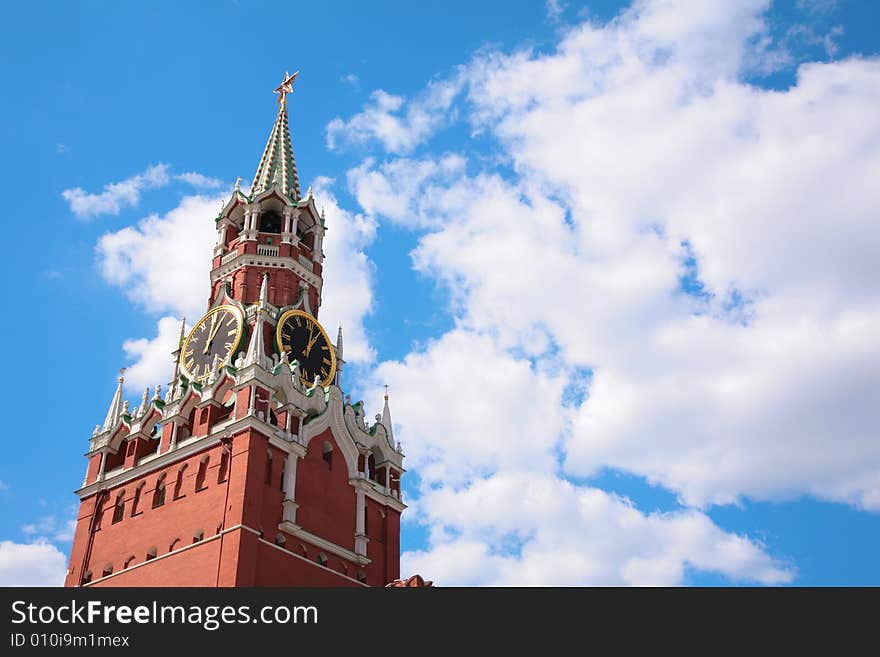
[356,570,367,583]
[93,499,105,531]
[260,210,282,234]
[131,482,144,516]
[322,441,333,470]
[112,492,125,524]
[317,553,328,567]
[102,563,113,578]
[169,537,181,551]
[124,554,136,569]
[193,530,204,544]
[298,544,308,558]
[195,456,209,491]
[217,450,229,484]
[152,475,166,508]
[264,451,273,486]
[173,465,187,499]
[81,570,92,584]
[146,546,157,561]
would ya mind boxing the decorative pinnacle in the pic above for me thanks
[274,70,299,107]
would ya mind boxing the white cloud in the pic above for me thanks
[174,172,223,188]
[326,79,462,154]
[343,0,880,510]
[63,164,171,219]
[22,514,78,543]
[62,164,224,219]
[346,155,467,229]
[330,0,880,582]
[546,0,567,23]
[403,473,793,586]
[312,178,378,365]
[0,540,67,587]
[372,329,789,585]
[96,194,222,318]
[22,516,57,536]
[122,315,185,393]
[370,329,570,486]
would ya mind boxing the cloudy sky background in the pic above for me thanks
[1,0,878,585]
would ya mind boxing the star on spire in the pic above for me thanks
[274,70,299,107]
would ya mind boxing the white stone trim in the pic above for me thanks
[277,521,370,566]
[257,537,368,587]
[210,252,321,290]
[81,523,261,587]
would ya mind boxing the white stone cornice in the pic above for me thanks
[257,537,368,587]
[349,477,407,512]
[210,252,322,290]
[277,521,370,566]
[75,432,223,499]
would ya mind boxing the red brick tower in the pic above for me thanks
[64,72,406,587]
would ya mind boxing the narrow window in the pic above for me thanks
[152,475,166,508]
[131,483,144,516]
[146,546,157,561]
[169,537,180,551]
[195,456,209,491]
[93,500,105,531]
[112,492,125,524]
[217,450,229,483]
[102,563,113,578]
[356,570,367,583]
[81,571,92,584]
[193,530,204,544]
[317,553,328,567]
[264,451,273,486]
[124,555,136,569]
[173,465,187,499]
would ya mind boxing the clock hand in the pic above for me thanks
[305,330,320,356]
[203,314,218,353]
[205,314,223,353]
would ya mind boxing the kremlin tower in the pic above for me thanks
[64,72,405,587]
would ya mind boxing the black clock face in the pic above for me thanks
[276,310,336,387]
[181,305,244,382]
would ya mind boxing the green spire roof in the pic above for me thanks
[251,95,301,201]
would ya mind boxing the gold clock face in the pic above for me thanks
[180,305,245,382]
[275,310,337,387]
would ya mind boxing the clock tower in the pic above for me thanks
[64,72,406,587]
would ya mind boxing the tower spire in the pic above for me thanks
[382,385,394,445]
[101,368,126,432]
[251,71,301,201]
[244,273,271,369]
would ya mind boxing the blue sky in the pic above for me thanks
[1,0,879,585]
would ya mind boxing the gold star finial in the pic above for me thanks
[274,70,299,107]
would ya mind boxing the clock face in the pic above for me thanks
[276,310,337,387]
[180,305,245,383]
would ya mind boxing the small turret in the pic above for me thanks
[101,369,126,432]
